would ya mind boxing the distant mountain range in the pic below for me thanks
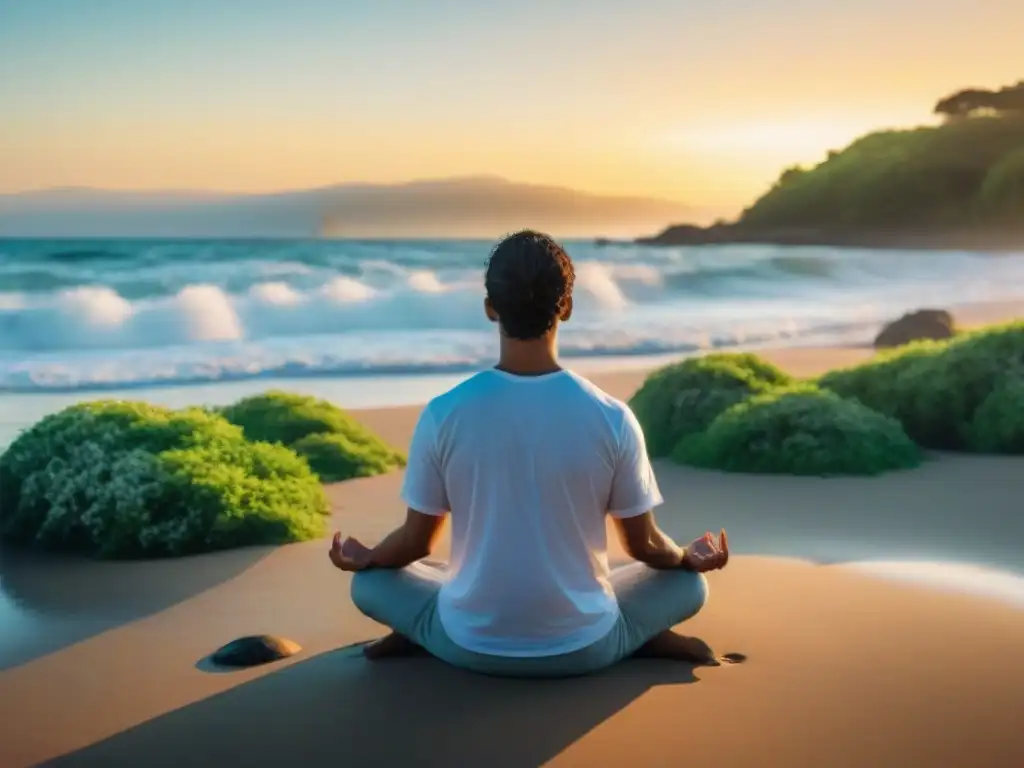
[0,177,693,239]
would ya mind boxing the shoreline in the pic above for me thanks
[635,224,1024,252]
[0,347,875,451]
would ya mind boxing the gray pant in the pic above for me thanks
[350,561,708,678]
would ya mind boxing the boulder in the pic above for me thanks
[211,635,302,667]
[874,309,955,349]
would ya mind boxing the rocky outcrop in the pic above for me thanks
[873,310,956,349]
[636,223,1024,252]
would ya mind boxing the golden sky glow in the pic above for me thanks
[1,1,1021,216]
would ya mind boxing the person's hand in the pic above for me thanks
[329,532,373,572]
[681,530,729,573]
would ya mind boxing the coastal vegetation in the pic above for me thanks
[221,390,406,481]
[933,81,1024,120]
[0,393,404,558]
[635,321,1024,475]
[818,321,1024,451]
[640,80,1024,247]
[739,110,1024,232]
[673,387,921,476]
[966,370,1024,454]
[292,432,405,483]
[627,353,792,457]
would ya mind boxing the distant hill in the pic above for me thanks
[736,114,1024,233]
[641,81,1024,249]
[0,177,692,239]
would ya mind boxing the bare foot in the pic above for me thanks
[633,630,720,665]
[362,632,426,661]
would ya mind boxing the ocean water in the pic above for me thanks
[2,238,1024,395]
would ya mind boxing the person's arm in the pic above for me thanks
[366,508,447,569]
[369,405,450,569]
[612,511,687,570]
[606,407,686,570]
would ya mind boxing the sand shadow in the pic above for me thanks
[649,454,1024,576]
[0,544,274,671]
[48,649,701,768]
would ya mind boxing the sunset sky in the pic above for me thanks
[1,0,1021,214]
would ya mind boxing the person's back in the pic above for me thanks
[411,369,656,656]
[330,230,730,677]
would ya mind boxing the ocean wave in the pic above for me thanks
[0,257,782,353]
[2,239,1024,392]
[0,278,476,353]
[0,239,943,297]
[45,248,132,263]
[0,320,876,393]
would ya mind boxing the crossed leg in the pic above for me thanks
[349,560,714,674]
[350,561,446,660]
[605,562,714,664]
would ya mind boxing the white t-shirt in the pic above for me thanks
[400,368,663,658]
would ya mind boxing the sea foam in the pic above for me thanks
[2,239,1024,391]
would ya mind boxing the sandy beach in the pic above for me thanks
[2,302,1024,767]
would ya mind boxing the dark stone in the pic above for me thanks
[873,309,956,349]
[210,635,302,668]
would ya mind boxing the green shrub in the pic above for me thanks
[0,400,328,558]
[673,386,921,476]
[817,340,947,444]
[293,432,405,482]
[978,146,1024,223]
[965,367,1024,454]
[221,391,404,474]
[905,321,1024,449]
[629,353,793,457]
[819,321,1024,450]
[221,390,370,445]
[0,401,239,525]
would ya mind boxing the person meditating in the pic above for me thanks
[329,230,730,677]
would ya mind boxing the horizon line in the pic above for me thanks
[0,175,694,204]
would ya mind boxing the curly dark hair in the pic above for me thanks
[485,230,576,340]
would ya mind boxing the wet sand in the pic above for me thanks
[2,303,1024,767]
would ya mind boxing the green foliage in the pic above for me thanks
[966,368,1024,453]
[629,353,792,457]
[293,432,405,483]
[816,341,947,445]
[221,390,405,480]
[673,386,921,476]
[819,321,1024,450]
[897,322,1024,449]
[223,390,374,446]
[935,81,1024,119]
[739,115,1024,230]
[978,147,1024,222]
[0,400,328,557]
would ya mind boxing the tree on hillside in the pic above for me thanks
[738,116,1024,231]
[978,148,1024,223]
[935,81,1024,119]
